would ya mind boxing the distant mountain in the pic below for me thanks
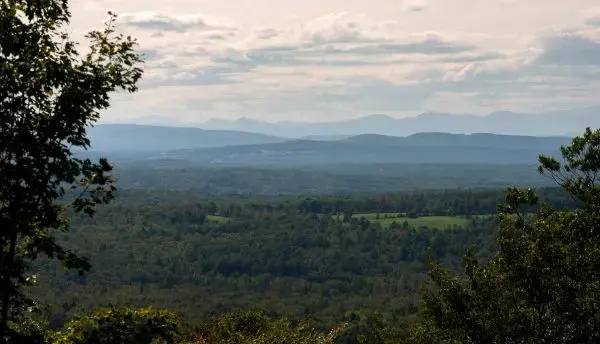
[300,135,351,141]
[198,107,600,138]
[86,124,287,152]
[345,132,569,149]
[101,132,572,168]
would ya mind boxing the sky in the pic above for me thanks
[70,0,600,123]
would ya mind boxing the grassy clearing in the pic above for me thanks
[351,213,470,229]
[206,214,230,223]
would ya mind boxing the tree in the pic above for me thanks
[51,307,181,344]
[415,127,600,343]
[193,310,347,344]
[334,312,403,344]
[8,0,42,20]
[0,0,143,341]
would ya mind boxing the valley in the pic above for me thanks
[34,185,574,329]
[32,120,589,342]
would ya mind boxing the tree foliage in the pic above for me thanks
[0,0,143,341]
[33,196,500,329]
[51,307,181,344]
[192,310,347,344]
[418,127,600,343]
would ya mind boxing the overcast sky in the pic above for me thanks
[71,0,600,123]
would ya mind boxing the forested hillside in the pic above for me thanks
[109,164,555,194]
[33,188,574,329]
[80,132,570,167]
[86,124,287,151]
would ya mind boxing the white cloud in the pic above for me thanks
[119,10,490,92]
[68,0,600,123]
[300,12,376,43]
[586,16,600,27]
[403,0,428,12]
[120,12,237,32]
[535,33,600,65]
[443,63,485,82]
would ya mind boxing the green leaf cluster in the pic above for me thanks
[0,0,143,340]
[414,128,600,343]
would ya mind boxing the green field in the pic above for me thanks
[212,212,473,229]
[350,213,470,229]
[206,214,230,223]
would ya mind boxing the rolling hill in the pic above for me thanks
[89,132,572,168]
[86,124,287,151]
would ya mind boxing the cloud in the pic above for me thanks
[535,33,600,65]
[443,63,486,82]
[252,28,281,40]
[403,0,427,12]
[586,16,600,27]
[321,37,474,55]
[436,51,505,63]
[94,6,600,122]
[116,11,509,114]
[218,31,478,72]
[120,12,237,32]
[138,48,161,61]
[203,34,476,73]
[299,12,383,44]
[127,11,484,84]
[139,66,239,88]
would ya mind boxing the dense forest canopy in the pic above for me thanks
[33,188,508,328]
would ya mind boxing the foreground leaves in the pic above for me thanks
[192,310,348,344]
[0,0,143,341]
[52,307,181,344]
[417,127,600,343]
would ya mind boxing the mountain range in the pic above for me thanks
[136,133,569,166]
[87,124,286,151]
[195,107,600,138]
[83,111,597,189]
[84,124,573,168]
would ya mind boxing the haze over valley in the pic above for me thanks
[111,106,600,138]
